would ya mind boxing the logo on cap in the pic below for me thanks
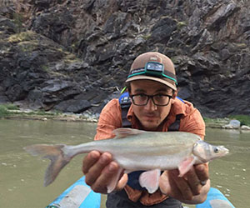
[150,56,158,61]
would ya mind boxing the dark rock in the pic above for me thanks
[150,17,177,43]
[5,84,27,102]
[41,80,81,105]
[205,3,240,30]
[0,17,17,35]
[54,99,91,113]
[178,87,192,100]
[0,0,250,118]
[82,0,95,12]
[103,12,130,37]
[27,88,43,104]
[33,0,54,11]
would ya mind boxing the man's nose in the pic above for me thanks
[144,98,157,111]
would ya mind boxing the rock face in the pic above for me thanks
[0,0,249,117]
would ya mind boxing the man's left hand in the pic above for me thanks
[159,163,210,204]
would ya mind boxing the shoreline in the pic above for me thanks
[2,109,250,131]
[2,110,99,123]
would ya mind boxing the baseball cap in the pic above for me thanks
[125,52,177,90]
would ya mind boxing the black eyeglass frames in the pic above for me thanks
[130,94,172,106]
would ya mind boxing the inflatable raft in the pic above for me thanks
[46,176,235,208]
[46,176,101,208]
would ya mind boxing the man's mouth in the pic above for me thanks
[144,114,157,119]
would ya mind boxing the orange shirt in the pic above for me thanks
[94,98,205,205]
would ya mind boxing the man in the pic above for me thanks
[82,52,210,207]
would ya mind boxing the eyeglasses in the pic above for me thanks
[130,94,172,106]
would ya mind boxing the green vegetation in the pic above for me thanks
[13,13,24,33]
[4,104,19,110]
[0,105,10,118]
[71,42,78,52]
[228,115,250,126]
[234,43,247,49]
[0,104,61,119]
[12,109,60,117]
[18,41,38,52]
[142,34,151,40]
[204,115,250,128]
[0,104,20,118]
[63,53,81,64]
[24,110,60,116]
[170,56,179,64]
[41,65,49,72]
[177,21,187,30]
[203,117,229,128]
[8,31,35,43]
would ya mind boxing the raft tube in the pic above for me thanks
[46,176,234,208]
[46,176,101,208]
[196,187,235,208]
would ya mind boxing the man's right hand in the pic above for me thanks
[82,151,128,194]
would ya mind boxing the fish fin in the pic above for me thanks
[139,169,161,194]
[24,144,71,186]
[107,167,123,193]
[113,128,146,138]
[178,156,196,177]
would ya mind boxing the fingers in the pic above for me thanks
[159,171,171,195]
[181,164,209,197]
[82,151,100,174]
[184,166,203,195]
[194,163,209,185]
[84,152,112,185]
[116,173,128,190]
[163,164,210,202]
[91,161,120,193]
[169,169,193,200]
[82,151,123,193]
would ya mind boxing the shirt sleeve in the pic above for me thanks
[180,108,206,140]
[94,99,122,140]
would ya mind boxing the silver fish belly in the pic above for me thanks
[24,128,229,190]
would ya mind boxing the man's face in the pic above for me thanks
[130,80,174,131]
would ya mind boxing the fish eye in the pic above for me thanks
[214,147,219,153]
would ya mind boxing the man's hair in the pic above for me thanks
[125,82,131,93]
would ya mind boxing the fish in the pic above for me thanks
[24,128,229,194]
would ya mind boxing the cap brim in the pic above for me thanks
[126,75,177,91]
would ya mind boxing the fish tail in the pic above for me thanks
[24,144,71,186]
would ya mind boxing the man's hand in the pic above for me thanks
[82,151,128,194]
[159,163,210,204]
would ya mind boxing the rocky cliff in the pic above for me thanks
[0,0,249,118]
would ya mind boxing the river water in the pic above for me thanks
[0,119,249,208]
